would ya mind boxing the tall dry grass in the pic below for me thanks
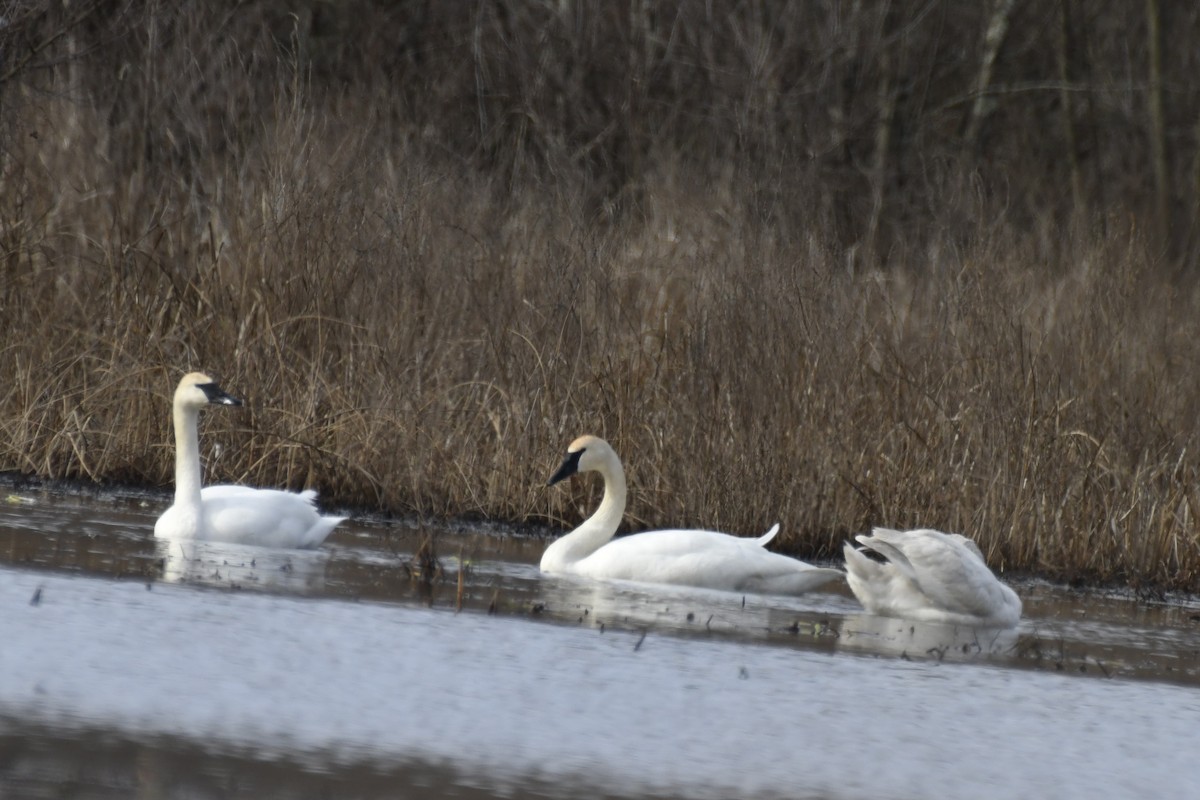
[2,2,1200,590]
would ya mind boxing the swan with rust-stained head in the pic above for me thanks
[154,372,345,549]
[843,527,1021,628]
[542,435,843,594]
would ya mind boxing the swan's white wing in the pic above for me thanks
[200,486,343,549]
[201,486,319,503]
[601,528,753,556]
[734,550,844,594]
[582,546,745,588]
[574,529,840,592]
[948,532,987,563]
[863,528,1020,624]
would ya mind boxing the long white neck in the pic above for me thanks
[172,401,204,508]
[541,456,627,571]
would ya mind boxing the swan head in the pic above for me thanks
[174,372,243,410]
[547,435,615,485]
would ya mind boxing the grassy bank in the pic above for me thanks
[2,3,1199,590]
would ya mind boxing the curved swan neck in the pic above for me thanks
[542,451,627,570]
[587,455,627,539]
[172,400,204,507]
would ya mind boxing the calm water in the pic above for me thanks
[1,486,1198,799]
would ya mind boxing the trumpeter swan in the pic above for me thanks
[153,372,345,549]
[542,435,843,594]
[843,527,1021,628]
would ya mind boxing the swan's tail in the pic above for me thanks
[754,523,781,547]
[842,540,884,581]
[856,528,919,582]
[302,514,347,548]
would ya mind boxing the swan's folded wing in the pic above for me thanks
[733,547,844,593]
[885,534,1008,619]
[202,486,318,504]
[595,529,750,559]
[575,529,832,591]
[574,537,727,585]
[947,532,987,563]
[201,488,328,549]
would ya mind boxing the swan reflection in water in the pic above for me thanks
[837,612,1021,663]
[155,538,329,594]
[532,568,848,641]
[529,561,1020,666]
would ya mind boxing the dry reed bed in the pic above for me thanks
[2,4,1200,591]
[2,104,1199,591]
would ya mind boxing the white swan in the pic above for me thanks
[542,435,843,594]
[842,527,1021,628]
[153,372,346,549]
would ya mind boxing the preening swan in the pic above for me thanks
[154,372,346,549]
[543,435,843,594]
[842,527,1021,628]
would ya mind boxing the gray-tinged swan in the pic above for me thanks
[843,527,1021,628]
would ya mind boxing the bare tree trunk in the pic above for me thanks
[965,0,1017,147]
[1190,113,1200,267]
[864,40,896,271]
[1056,0,1085,219]
[1077,14,1106,236]
[1145,0,1171,251]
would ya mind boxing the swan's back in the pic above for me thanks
[572,527,842,594]
[156,485,344,549]
[843,527,1021,628]
[201,486,345,549]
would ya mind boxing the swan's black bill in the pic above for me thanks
[199,382,243,407]
[547,448,584,486]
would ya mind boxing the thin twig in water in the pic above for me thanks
[455,544,465,612]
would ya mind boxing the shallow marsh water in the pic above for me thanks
[0,487,1198,799]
